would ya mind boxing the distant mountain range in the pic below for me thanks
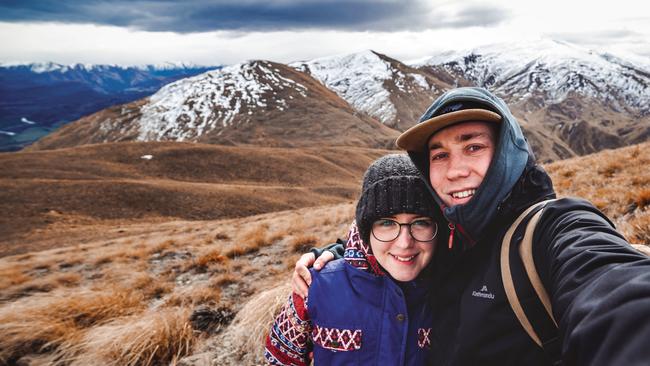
[0,62,220,151]
[14,40,650,161]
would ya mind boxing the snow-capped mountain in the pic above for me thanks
[30,60,398,150]
[413,39,649,115]
[22,40,650,161]
[0,62,219,151]
[291,50,452,130]
[136,61,315,141]
[411,40,650,160]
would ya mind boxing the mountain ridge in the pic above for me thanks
[14,40,650,161]
[0,62,221,151]
[29,60,400,150]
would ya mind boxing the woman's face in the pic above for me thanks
[369,213,437,282]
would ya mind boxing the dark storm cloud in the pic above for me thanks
[0,0,510,33]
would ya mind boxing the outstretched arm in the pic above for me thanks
[535,198,650,365]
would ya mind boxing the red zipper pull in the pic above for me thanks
[448,223,455,250]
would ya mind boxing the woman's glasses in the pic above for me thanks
[371,218,438,242]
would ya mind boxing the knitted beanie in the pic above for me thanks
[355,154,438,245]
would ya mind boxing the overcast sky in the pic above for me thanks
[1,0,648,66]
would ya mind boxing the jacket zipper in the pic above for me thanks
[448,223,455,250]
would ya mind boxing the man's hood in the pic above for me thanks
[407,87,531,244]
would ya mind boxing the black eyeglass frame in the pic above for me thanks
[371,218,439,243]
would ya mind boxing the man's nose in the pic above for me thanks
[446,155,471,180]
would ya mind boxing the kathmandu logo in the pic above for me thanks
[472,285,495,300]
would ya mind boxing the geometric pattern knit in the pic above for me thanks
[265,222,382,365]
[418,327,432,349]
[265,293,311,366]
[312,325,362,351]
[343,221,385,276]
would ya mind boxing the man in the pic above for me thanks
[293,87,650,365]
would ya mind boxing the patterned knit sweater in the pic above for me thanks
[264,222,386,365]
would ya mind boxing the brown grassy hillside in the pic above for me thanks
[545,141,650,244]
[0,141,390,257]
[0,142,647,365]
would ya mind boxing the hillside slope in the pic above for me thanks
[0,142,647,365]
[0,141,389,256]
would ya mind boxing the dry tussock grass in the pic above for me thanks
[52,307,194,366]
[224,223,278,258]
[1,271,83,302]
[211,273,240,288]
[0,202,354,364]
[128,273,174,300]
[0,285,145,363]
[290,234,320,252]
[0,266,31,291]
[215,283,291,364]
[241,224,269,247]
[188,249,229,272]
[633,189,650,210]
[149,239,176,254]
[164,284,221,308]
[214,232,230,240]
[545,142,650,243]
[628,213,650,244]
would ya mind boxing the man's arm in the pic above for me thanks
[534,198,650,365]
[292,242,344,298]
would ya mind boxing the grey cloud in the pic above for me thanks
[0,0,510,33]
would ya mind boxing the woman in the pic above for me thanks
[265,154,442,365]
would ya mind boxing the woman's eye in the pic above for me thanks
[467,145,484,152]
[377,219,395,227]
[411,220,433,227]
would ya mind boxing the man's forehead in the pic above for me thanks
[427,121,496,148]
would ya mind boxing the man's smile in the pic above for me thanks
[450,188,476,199]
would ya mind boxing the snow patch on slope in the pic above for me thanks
[412,39,650,113]
[291,51,397,124]
[136,61,308,141]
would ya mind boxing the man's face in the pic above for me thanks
[427,121,497,207]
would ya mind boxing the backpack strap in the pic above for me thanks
[501,199,562,364]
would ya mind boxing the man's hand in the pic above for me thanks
[292,251,335,298]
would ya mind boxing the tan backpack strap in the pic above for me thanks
[500,199,555,347]
[520,208,557,327]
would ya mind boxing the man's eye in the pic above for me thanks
[431,152,447,161]
[467,145,484,152]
